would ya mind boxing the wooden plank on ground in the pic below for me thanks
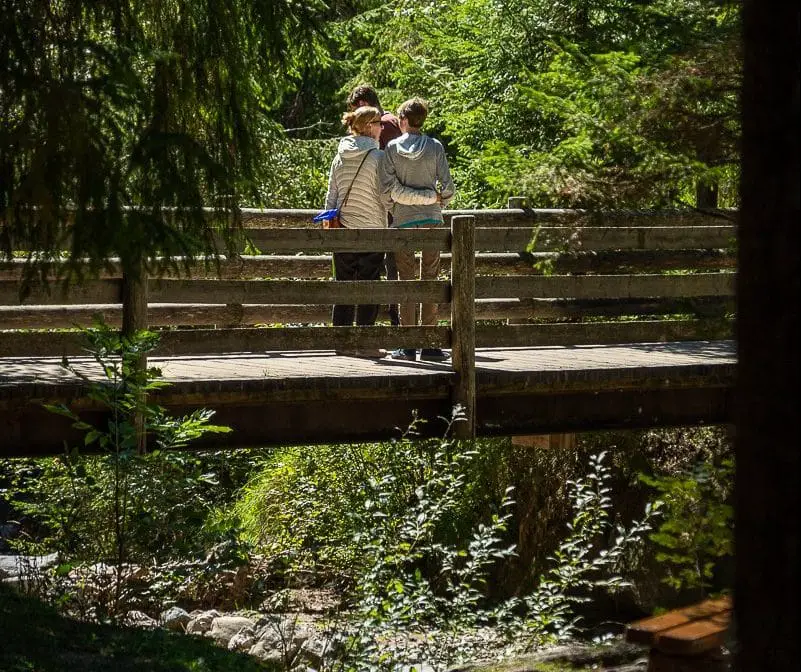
[626,597,732,647]
[653,612,731,655]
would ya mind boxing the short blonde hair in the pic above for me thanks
[341,106,381,136]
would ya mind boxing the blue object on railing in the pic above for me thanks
[313,209,339,223]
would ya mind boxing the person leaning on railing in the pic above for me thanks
[325,105,436,360]
[381,97,455,362]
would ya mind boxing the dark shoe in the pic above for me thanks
[420,348,450,362]
[390,348,417,361]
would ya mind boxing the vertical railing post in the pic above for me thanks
[450,214,476,439]
[507,196,528,210]
[121,255,148,453]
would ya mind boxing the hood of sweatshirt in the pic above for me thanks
[393,132,431,160]
[337,134,379,157]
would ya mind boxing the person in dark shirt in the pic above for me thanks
[347,85,403,326]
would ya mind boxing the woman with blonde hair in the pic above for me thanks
[325,105,435,358]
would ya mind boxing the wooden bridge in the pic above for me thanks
[0,204,737,455]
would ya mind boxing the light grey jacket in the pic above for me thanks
[324,135,436,229]
[382,132,455,228]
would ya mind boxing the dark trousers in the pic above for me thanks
[385,252,401,326]
[332,251,386,326]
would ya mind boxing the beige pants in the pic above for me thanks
[394,248,441,326]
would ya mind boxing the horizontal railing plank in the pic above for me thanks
[0,325,449,358]
[476,226,737,252]
[240,208,737,229]
[146,279,449,304]
[0,248,736,283]
[475,319,734,347]
[0,304,335,329]
[0,296,735,330]
[475,273,735,300]
[3,279,450,306]
[245,227,451,253]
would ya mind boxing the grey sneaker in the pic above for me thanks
[390,348,417,361]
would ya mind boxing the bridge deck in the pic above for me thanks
[0,341,735,454]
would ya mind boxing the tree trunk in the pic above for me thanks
[735,2,800,669]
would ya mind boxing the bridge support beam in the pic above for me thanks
[450,214,476,439]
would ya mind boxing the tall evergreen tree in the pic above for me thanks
[0,0,338,287]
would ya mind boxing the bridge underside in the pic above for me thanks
[0,342,736,456]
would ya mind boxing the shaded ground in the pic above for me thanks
[0,584,276,672]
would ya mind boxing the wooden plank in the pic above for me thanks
[444,208,737,229]
[476,319,734,348]
[475,226,737,252]
[626,597,732,647]
[475,297,734,321]
[653,612,731,656]
[245,227,451,253]
[0,303,335,329]
[0,279,122,305]
[146,279,450,304]
[475,273,735,300]
[0,326,450,358]
[0,296,735,330]
[451,215,477,438]
[0,248,735,282]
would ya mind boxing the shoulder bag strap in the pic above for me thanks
[338,148,376,215]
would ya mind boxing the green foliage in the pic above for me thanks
[5,321,237,567]
[333,448,656,670]
[0,0,338,286]
[639,456,733,593]
[272,0,741,210]
[230,422,518,577]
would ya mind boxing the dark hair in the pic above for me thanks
[397,97,428,129]
[347,84,381,110]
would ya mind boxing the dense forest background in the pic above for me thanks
[262,0,740,211]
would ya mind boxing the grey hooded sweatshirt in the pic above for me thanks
[382,132,455,228]
[324,135,438,229]
[324,135,388,229]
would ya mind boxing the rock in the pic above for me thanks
[298,630,347,668]
[0,552,59,580]
[249,615,313,665]
[228,626,258,652]
[448,640,648,672]
[185,609,221,635]
[249,632,287,665]
[160,606,191,632]
[123,610,158,629]
[207,615,257,647]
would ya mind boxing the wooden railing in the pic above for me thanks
[0,204,737,438]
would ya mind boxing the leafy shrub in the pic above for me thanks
[639,456,733,594]
[333,449,656,670]
[1,321,260,617]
